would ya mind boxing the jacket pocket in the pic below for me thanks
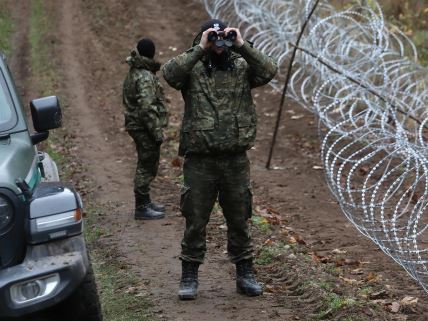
[182,118,216,154]
[192,117,215,131]
[236,113,256,147]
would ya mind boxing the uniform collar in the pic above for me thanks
[126,49,161,73]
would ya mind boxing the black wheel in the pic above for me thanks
[56,264,103,321]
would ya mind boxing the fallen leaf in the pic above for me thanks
[272,166,285,170]
[358,166,370,175]
[340,276,361,285]
[389,301,401,313]
[291,114,304,120]
[332,248,347,254]
[400,296,418,306]
[125,286,138,294]
[366,272,380,283]
[264,239,275,246]
[171,157,182,168]
[344,258,361,266]
[289,234,306,245]
[267,207,280,215]
[309,252,331,263]
[351,268,364,275]
[369,290,387,300]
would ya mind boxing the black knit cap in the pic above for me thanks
[137,38,155,59]
[200,19,227,32]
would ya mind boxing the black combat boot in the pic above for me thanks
[135,194,165,220]
[149,202,166,212]
[178,261,199,300]
[236,259,263,296]
[143,193,166,212]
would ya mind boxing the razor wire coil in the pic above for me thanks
[202,0,428,293]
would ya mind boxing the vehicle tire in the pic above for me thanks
[56,264,103,321]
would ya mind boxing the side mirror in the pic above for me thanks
[30,96,62,145]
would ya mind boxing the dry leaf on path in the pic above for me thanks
[400,296,418,306]
[171,157,182,168]
[340,276,361,285]
[389,301,401,313]
[290,114,304,120]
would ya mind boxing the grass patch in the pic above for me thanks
[255,242,288,265]
[27,1,156,319]
[251,215,271,233]
[0,0,13,55]
[85,206,156,321]
[317,292,360,319]
[29,0,56,96]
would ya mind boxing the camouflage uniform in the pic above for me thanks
[123,49,168,205]
[163,42,277,263]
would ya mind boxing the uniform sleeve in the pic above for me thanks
[136,76,163,143]
[162,45,205,90]
[234,42,278,88]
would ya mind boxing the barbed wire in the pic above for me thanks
[202,0,428,293]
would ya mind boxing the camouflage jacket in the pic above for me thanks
[162,42,277,156]
[123,49,168,142]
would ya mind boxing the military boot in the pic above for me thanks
[178,261,199,300]
[135,194,165,220]
[236,259,263,296]
[144,193,166,212]
[149,202,166,212]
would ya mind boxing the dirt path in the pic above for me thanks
[52,0,290,320]
[45,0,428,318]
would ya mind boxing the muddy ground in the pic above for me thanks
[6,0,428,320]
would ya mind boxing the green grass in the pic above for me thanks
[317,292,360,319]
[0,0,13,55]
[255,242,288,265]
[29,0,56,96]
[27,1,156,319]
[358,286,373,298]
[85,206,156,321]
[251,215,271,233]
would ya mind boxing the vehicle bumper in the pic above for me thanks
[0,235,89,318]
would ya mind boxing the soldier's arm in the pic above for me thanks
[162,46,205,90]
[234,42,278,88]
[136,77,163,143]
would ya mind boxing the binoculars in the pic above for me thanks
[208,30,237,47]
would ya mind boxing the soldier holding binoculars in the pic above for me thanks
[163,19,278,300]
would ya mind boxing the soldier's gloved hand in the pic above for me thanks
[199,27,217,50]
[224,27,245,48]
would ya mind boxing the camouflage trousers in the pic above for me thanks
[129,131,160,202]
[180,152,253,264]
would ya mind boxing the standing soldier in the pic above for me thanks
[162,20,277,299]
[123,38,168,220]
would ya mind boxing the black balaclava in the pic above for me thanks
[200,19,227,33]
[200,19,234,74]
[137,38,155,59]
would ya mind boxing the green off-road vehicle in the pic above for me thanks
[0,53,102,320]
